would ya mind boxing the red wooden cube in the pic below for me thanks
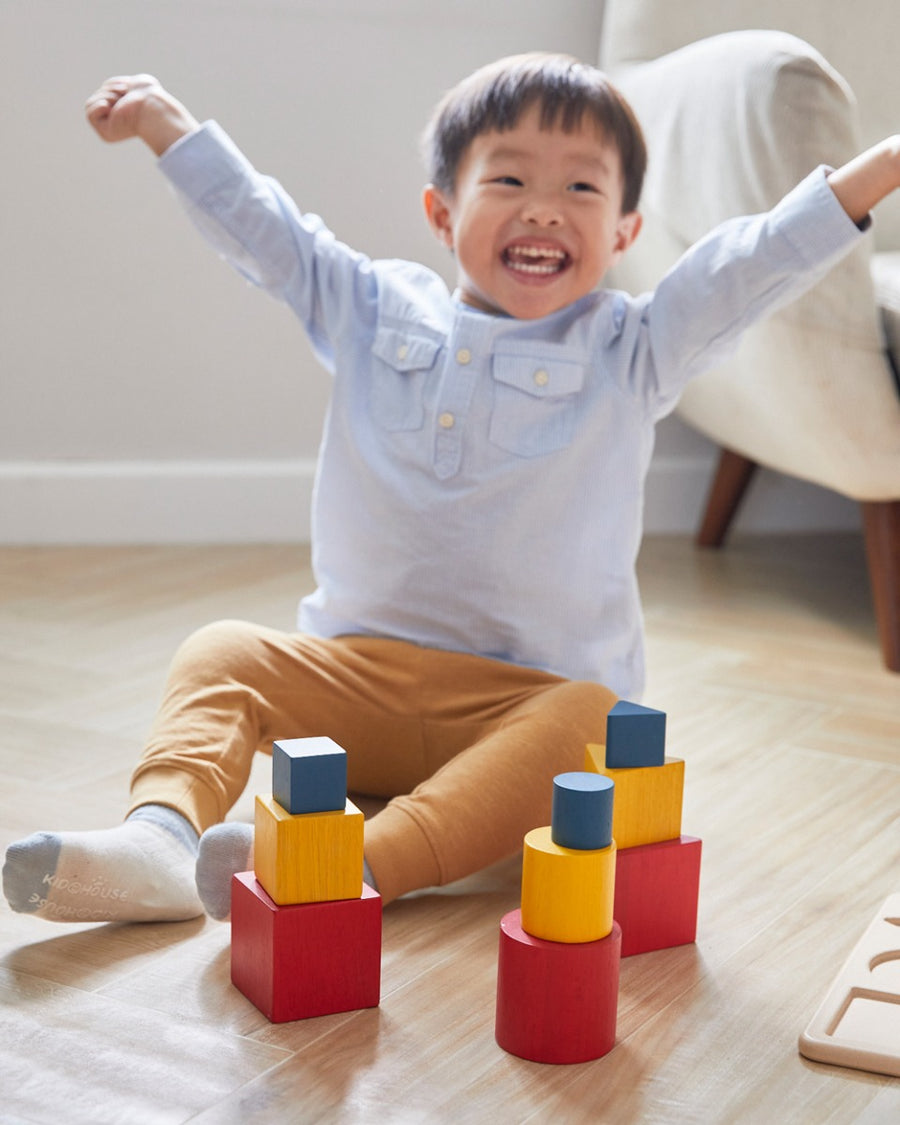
[231,871,381,1022]
[614,835,701,957]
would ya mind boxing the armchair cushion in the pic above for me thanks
[872,253,900,391]
[607,31,900,498]
[600,0,900,251]
[611,30,877,338]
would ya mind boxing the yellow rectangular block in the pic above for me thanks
[585,744,684,849]
[254,794,364,906]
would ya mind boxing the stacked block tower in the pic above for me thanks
[495,701,702,1064]
[230,736,382,1023]
[585,701,702,958]
[495,771,622,1064]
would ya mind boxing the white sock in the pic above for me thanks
[195,822,254,921]
[2,805,202,924]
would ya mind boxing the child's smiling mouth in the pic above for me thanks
[502,243,570,276]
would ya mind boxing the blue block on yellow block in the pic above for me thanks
[605,701,666,769]
[551,772,615,851]
[272,736,347,815]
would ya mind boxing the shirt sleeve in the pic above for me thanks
[157,121,377,369]
[629,165,867,416]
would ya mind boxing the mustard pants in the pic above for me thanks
[130,622,616,904]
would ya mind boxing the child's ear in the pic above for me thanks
[610,211,642,264]
[423,184,455,250]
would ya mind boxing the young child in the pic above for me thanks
[4,54,896,925]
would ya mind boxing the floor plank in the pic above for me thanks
[1,535,898,1123]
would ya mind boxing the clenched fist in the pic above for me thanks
[85,75,198,155]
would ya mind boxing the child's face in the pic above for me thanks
[424,104,642,320]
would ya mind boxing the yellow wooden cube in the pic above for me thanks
[254,794,364,906]
[585,744,684,849]
[520,826,616,944]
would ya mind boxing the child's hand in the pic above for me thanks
[85,75,158,143]
[85,75,199,156]
[827,135,900,225]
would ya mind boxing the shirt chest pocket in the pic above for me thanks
[369,328,441,431]
[489,353,586,458]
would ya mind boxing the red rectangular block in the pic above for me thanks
[231,871,382,1022]
[614,835,701,957]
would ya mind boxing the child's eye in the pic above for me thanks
[492,176,523,187]
[569,181,601,194]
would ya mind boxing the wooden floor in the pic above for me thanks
[1,535,899,1124]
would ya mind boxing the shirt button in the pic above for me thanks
[438,412,456,429]
[533,369,550,387]
[456,348,472,365]
[397,344,409,361]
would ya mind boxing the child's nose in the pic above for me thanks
[521,196,564,227]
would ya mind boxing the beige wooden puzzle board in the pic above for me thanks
[800,893,900,1077]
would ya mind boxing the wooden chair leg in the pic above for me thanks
[696,448,759,548]
[862,500,900,672]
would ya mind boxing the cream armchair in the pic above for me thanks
[601,0,900,672]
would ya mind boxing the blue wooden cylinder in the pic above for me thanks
[551,771,615,851]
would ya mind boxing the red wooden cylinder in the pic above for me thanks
[495,909,621,1064]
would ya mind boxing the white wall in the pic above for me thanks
[0,0,858,543]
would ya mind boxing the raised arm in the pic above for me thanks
[827,135,900,226]
[85,75,199,156]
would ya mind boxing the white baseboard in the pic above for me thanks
[643,456,862,535]
[0,460,317,545]
[0,456,861,545]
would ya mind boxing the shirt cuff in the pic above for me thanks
[157,120,249,201]
[775,164,869,269]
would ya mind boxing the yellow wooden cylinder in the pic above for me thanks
[254,794,364,906]
[585,745,684,850]
[520,826,616,944]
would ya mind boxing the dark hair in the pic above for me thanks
[422,53,647,214]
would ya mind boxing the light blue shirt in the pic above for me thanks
[160,122,862,698]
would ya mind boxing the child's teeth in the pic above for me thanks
[512,261,559,274]
[505,246,566,274]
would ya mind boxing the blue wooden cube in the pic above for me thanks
[272,736,347,815]
[605,701,666,769]
[550,772,615,851]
